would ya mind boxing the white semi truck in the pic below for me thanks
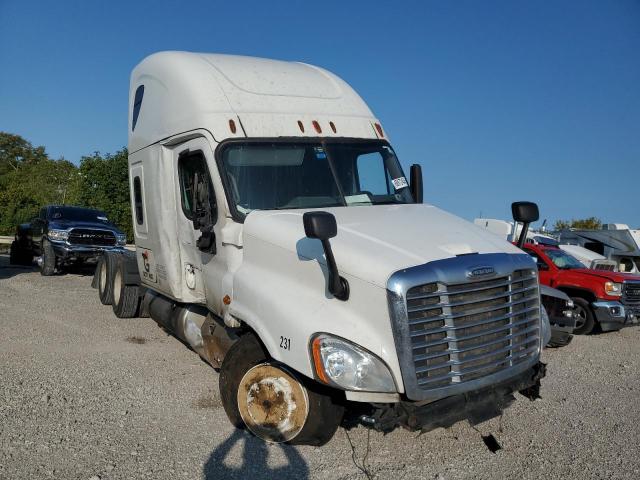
[95,51,546,445]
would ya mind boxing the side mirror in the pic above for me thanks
[511,201,539,249]
[303,212,349,301]
[303,211,337,240]
[410,164,423,204]
[192,172,216,254]
[512,201,539,224]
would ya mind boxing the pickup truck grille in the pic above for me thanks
[67,229,116,247]
[622,282,640,306]
[406,269,540,390]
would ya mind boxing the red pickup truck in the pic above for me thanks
[522,243,640,334]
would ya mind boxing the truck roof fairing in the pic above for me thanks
[128,51,381,152]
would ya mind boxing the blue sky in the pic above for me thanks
[1,0,638,227]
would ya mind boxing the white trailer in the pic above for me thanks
[96,51,545,445]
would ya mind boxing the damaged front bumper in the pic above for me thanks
[592,301,639,331]
[358,362,546,433]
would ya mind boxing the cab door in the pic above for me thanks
[172,142,215,302]
[171,137,228,307]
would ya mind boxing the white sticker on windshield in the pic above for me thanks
[391,177,408,190]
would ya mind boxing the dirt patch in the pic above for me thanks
[125,336,147,344]
[193,394,220,409]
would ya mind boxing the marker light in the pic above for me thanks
[297,120,305,133]
[229,119,237,134]
[312,120,322,134]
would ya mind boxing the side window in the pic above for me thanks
[525,249,548,271]
[133,176,144,225]
[356,152,391,195]
[178,152,217,223]
[132,85,144,132]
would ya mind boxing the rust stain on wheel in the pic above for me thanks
[237,363,309,443]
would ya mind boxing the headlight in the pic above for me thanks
[604,281,622,296]
[116,233,127,246]
[310,333,396,392]
[48,229,68,241]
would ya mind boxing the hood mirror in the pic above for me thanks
[511,201,539,249]
[303,212,349,301]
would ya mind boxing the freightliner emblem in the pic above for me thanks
[467,266,496,278]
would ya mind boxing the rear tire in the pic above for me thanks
[219,334,343,446]
[39,240,56,276]
[98,254,116,305]
[9,241,31,266]
[572,297,595,335]
[112,260,139,318]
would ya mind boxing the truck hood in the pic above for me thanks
[562,268,640,283]
[49,220,123,234]
[243,204,523,288]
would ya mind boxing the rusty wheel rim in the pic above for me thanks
[237,363,309,443]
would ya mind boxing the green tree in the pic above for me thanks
[0,132,47,177]
[0,132,81,234]
[554,217,602,231]
[77,148,133,240]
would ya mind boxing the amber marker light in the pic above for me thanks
[297,120,305,132]
[229,119,237,134]
[311,336,330,384]
[312,120,322,134]
[374,122,384,138]
[329,121,337,133]
[223,295,231,305]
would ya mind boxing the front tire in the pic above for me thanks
[40,240,56,276]
[219,334,343,446]
[572,297,595,335]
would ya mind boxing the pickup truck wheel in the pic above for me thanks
[39,240,56,276]
[572,298,595,335]
[98,254,116,305]
[220,334,343,446]
[112,261,139,318]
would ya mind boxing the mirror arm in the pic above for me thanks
[410,164,423,203]
[517,222,530,249]
[320,239,349,301]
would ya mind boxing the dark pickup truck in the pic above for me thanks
[9,205,126,275]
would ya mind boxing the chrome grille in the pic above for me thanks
[623,282,640,306]
[406,269,540,390]
[67,228,116,247]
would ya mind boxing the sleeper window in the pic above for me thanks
[133,176,144,225]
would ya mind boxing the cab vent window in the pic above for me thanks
[133,176,144,225]
[132,85,144,132]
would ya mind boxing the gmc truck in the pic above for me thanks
[523,243,640,334]
[9,205,127,275]
[95,51,546,445]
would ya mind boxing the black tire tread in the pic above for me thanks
[40,240,56,276]
[112,283,139,318]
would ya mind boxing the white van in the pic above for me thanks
[97,51,546,445]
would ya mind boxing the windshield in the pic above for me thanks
[219,140,414,217]
[50,206,110,223]
[544,248,586,269]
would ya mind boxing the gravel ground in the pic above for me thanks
[1,253,639,480]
